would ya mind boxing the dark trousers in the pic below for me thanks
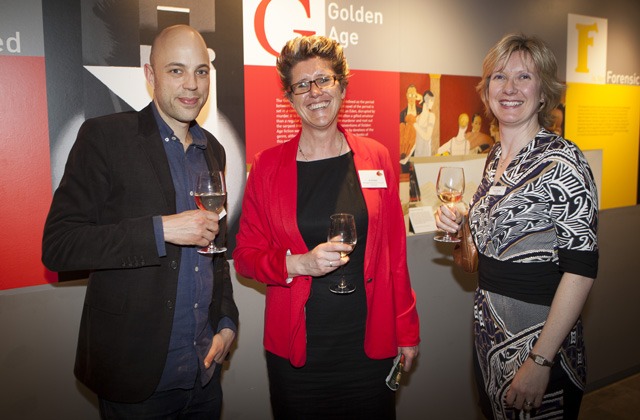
[99,365,222,420]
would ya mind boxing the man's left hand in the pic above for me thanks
[204,328,236,369]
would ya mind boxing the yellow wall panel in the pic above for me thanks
[565,83,640,209]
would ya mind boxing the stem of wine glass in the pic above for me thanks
[445,203,455,240]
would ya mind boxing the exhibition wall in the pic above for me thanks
[1,0,639,418]
[1,0,639,290]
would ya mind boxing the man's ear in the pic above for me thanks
[144,63,154,86]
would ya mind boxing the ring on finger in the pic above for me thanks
[523,401,533,411]
[329,261,333,267]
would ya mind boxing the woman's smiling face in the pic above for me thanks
[289,57,345,131]
[488,51,542,129]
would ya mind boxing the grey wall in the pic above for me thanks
[1,206,638,419]
[345,0,640,77]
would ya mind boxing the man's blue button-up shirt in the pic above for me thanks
[150,103,235,390]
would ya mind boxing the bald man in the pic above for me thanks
[43,25,238,419]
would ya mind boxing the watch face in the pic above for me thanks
[530,353,552,366]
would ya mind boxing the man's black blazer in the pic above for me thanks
[42,104,239,402]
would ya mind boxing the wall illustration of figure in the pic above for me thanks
[466,113,494,153]
[490,119,500,143]
[547,104,565,136]
[400,84,422,165]
[437,112,471,155]
[414,90,436,157]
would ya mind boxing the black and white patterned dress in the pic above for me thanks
[469,129,598,419]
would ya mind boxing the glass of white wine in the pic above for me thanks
[327,213,357,294]
[194,170,227,254]
[434,166,465,243]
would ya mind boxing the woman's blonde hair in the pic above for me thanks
[476,33,565,129]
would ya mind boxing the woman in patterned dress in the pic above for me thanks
[436,33,598,419]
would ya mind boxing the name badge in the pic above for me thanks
[489,186,507,196]
[358,170,387,188]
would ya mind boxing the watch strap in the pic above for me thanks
[529,352,554,367]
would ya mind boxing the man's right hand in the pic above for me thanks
[162,210,219,247]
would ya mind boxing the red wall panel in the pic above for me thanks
[0,56,55,289]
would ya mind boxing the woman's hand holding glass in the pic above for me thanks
[285,242,352,279]
[435,203,462,237]
[327,213,357,294]
[434,167,465,242]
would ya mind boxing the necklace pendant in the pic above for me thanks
[298,145,309,161]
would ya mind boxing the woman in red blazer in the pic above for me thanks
[233,35,419,420]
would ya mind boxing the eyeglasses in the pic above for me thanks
[289,75,341,95]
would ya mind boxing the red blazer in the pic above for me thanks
[233,127,420,367]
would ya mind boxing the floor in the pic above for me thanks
[579,372,640,419]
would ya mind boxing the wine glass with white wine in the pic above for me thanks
[434,167,465,243]
[327,213,357,294]
[194,170,227,254]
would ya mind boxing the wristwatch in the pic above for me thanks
[529,352,554,367]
